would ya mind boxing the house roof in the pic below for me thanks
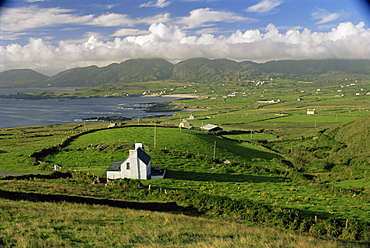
[138,147,151,165]
[200,124,221,131]
[107,161,123,171]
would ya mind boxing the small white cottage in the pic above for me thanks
[106,143,165,180]
[307,108,316,115]
[179,119,193,129]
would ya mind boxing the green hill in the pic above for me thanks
[271,114,370,175]
[41,65,106,87]
[259,59,370,75]
[324,114,370,167]
[0,69,49,87]
[173,58,370,82]
[41,58,174,87]
[116,58,174,82]
[172,58,259,82]
[1,58,370,88]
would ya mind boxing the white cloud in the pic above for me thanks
[111,28,150,37]
[1,6,93,32]
[26,0,45,2]
[1,6,169,34]
[1,22,369,75]
[139,0,171,8]
[246,0,282,13]
[178,8,253,29]
[88,4,116,10]
[87,13,135,27]
[312,8,343,24]
[140,13,171,25]
[195,27,220,35]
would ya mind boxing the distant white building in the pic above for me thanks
[257,99,281,104]
[179,119,193,129]
[188,114,195,120]
[307,109,316,115]
[200,124,222,132]
[106,143,165,180]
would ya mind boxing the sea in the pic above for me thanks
[0,88,179,128]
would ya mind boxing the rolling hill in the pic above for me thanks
[41,58,174,87]
[0,69,49,87]
[1,58,369,88]
[324,114,370,167]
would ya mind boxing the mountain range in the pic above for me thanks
[1,58,370,88]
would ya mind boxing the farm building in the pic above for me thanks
[307,109,316,114]
[179,119,193,129]
[106,143,165,180]
[257,99,281,104]
[200,124,222,132]
[188,114,195,120]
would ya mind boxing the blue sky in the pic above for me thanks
[0,0,369,75]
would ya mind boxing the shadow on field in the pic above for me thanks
[166,170,289,183]
[0,190,181,212]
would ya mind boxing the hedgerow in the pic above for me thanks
[165,188,370,241]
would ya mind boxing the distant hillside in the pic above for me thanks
[174,58,370,82]
[259,59,370,75]
[41,58,174,87]
[116,58,174,82]
[0,69,49,87]
[1,58,370,88]
[41,65,106,87]
[173,58,259,82]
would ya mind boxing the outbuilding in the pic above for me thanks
[200,124,222,132]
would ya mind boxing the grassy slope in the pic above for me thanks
[1,75,370,245]
[325,115,370,164]
[1,195,362,248]
[34,126,370,223]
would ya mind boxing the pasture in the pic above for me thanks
[1,77,370,244]
[33,126,370,223]
[1,179,364,248]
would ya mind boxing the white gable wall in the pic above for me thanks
[121,147,151,180]
[120,159,132,179]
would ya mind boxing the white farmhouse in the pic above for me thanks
[307,109,316,115]
[179,119,193,129]
[106,143,165,180]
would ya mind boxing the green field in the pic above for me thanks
[30,126,368,223]
[1,179,365,248]
[1,76,370,246]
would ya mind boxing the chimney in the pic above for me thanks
[135,143,143,150]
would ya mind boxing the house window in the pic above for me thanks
[126,163,130,170]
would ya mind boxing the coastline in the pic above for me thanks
[0,95,179,129]
[143,93,202,98]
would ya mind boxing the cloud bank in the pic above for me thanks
[1,22,369,75]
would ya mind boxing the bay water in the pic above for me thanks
[0,88,178,128]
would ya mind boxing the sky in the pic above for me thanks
[0,0,370,76]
